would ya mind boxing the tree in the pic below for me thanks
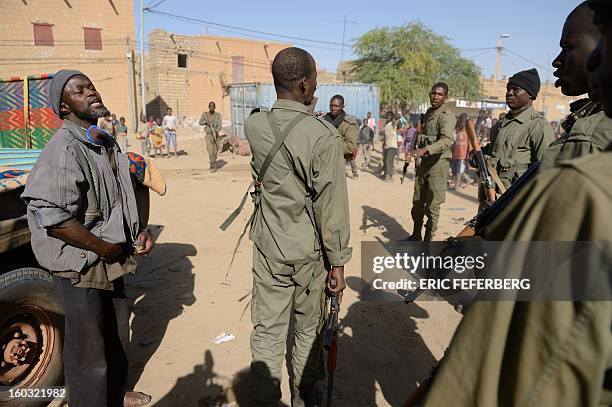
[352,23,482,110]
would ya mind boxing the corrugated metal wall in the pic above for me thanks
[229,83,380,138]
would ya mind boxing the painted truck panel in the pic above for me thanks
[0,74,62,149]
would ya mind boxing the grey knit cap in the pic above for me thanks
[49,69,85,118]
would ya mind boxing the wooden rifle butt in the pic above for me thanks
[465,119,481,151]
[456,225,476,237]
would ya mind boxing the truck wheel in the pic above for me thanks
[0,268,64,407]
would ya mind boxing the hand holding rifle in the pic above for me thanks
[466,119,496,202]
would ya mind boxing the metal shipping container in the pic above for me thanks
[229,83,380,138]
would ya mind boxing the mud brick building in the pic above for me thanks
[1,0,137,128]
[143,29,291,120]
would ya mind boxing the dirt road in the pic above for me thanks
[122,128,478,406]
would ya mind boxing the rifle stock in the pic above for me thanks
[466,119,496,202]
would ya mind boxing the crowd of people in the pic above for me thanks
[99,102,228,173]
[132,108,180,159]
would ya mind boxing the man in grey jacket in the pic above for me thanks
[21,70,154,407]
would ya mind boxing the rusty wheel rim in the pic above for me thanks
[0,303,57,390]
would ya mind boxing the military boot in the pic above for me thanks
[291,387,323,407]
[403,222,423,241]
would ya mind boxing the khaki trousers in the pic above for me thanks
[205,133,218,166]
[250,247,327,406]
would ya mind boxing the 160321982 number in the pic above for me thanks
[6,387,66,400]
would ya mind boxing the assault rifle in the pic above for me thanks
[466,119,496,202]
[402,116,425,184]
[323,294,339,406]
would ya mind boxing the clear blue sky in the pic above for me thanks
[135,0,583,83]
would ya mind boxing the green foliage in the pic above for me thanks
[352,22,482,109]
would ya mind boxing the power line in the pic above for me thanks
[503,47,553,73]
[460,47,497,52]
[147,0,168,10]
[469,49,495,60]
[187,26,345,51]
[145,9,346,47]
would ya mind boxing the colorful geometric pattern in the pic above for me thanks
[127,152,146,183]
[0,75,62,149]
[0,169,28,180]
[28,78,62,148]
[0,169,29,193]
[0,81,26,148]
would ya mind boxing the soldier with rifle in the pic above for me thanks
[405,1,612,405]
[406,84,456,241]
[235,47,351,406]
[458,0,610,237]
[200,101,222,172]
[480,68,554,192]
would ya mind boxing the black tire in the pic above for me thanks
[0,268,64,407]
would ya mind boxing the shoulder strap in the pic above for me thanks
[267,111,320,244]
[258,111,308,184]
[218,110,309,277]
[219,110,308,232]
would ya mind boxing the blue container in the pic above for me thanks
[229,83,380,138]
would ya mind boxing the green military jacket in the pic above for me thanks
[484,106,554,189]
[425,149,612,407]
[244,99,352,266]
[418,103,456,161]
[540,111,612,169]
[322,113,358,156]
[199,111,222,135]
[339,115,358,156]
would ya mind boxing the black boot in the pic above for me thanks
[292,388,322,407]
[403,223,423,241]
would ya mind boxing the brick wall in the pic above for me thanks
[144,29,291,120]
[1,0,136,127]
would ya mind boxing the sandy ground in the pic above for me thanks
[118,127,479,407]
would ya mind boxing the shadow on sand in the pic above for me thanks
[124,225,197,390]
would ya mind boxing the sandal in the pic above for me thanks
[123,391,152,407]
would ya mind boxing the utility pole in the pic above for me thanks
[329,14,356,83]
[126,37,137,134]
[493,34,510,98]
[140,0,147,125]
[340,13,347,62]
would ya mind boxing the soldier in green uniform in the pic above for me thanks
[541,2,610,169]
[323,95,359,179]
[421,2,612,404]
[199,101,222,172]
[407,82,456,241]
[482,69,554,190]
[244,47,351,406]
